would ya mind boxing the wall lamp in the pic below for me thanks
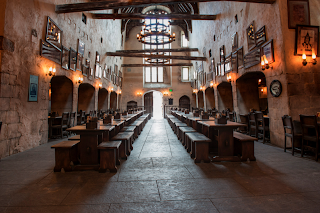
[163,91,169,96]
[99,83,102,88]
[261,55,271,71]
[210,81,214,87]
[47,67,56,77]
[199,86,204,91]
[77,76,83,84]
[302,53,317,66]
[117,90,122,95]
[193,89,198,94]
[108,87,114,92]
[137,92,143,96]
[227,74,232,82]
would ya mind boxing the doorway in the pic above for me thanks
[144,91,163,118]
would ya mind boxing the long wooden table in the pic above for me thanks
[198,120,245,162]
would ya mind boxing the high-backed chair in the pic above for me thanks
[69,112,76,128]
[229,111,236,122]
[256,111,269,143]
[300,115,319,161]
[52,112,69,138]
[282,115,302,155]
[239,114,249,134]
[81,111,86,124]
[248,112,257,138]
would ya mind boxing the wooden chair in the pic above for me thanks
[69,112,76,128]
[51,112,69,138]
[282,115,302,155]
[248,112,257,138]
[239,114,249,134]
[81,111,86,124]
[256,111,269,143]
[229,111,236,122]
[300,115,319,161]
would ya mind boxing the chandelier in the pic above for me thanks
[136,22,176,45]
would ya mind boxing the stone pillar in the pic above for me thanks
[214,86,219,111]
[95,87,99,112]
[116,93,119,110]
[203,90,207,112]
[107,91,111,110]
[73,84,79,114]
[196,92,199,108]
[231,81,239,120]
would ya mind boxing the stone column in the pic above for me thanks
[214,86,219,111]
[196,92,199,108]
[203,89,207,112]
[231,81,239,121]
[95,87,99,112]
[107,91,111,110]
[116,93,119,110]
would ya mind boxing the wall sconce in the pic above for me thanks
[99,83,102,88]
[108,87,114,92]
[77,76,83,84]
[136,92,142,96]
[302,53,317,66]
[227,74,232,82]
[163,91,169,96]
[199,86,204,91]
[117,90,122,95]
[193,89,198,94]
[210,81,214,87]
[47,67,56,77]
[261,55,270,71]
[258,79,262,84]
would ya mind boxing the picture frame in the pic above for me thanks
[261,39,275,64]
[40,39,61,65]
[28,75,38,102]
[247,21,256,51]
[69,48,77,71]
[237,47,244,68]
[89,68,94,80]
[76,53,83,71]
[232,32,238,52]
[244,47,261,69]
[77,39,85,56]
[61,46,69,70]
[288,0,310,29]
[255,26,266,46]
[210,58,215,73]
[220,61,225,76]
[114,65,119,76]
[96,51,100,63]
[45,16,63,50]
[295,25,319,56]
[216,62,221,76]
[220,45,225,62]
[225,53,232,73]
[231,51,238,72]
[103,64,107,79]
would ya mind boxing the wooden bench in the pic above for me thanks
[51,140,80,172]
[111,131,134,159]
[121,126,138,139]
[175,122,188,137]
[98,141,122,173]
[130,121,143,135]
[186,132,211,163]
[233,132,257,161]
[68,135,80,140]
[178,126,196,146]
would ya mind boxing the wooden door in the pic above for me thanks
[144,92,153,117]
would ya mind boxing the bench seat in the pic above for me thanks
[98,141,122,173]
[51,140,80,172]
[233,132,257,161]
[175,122,188,137]
[112,132,134,159]
[186,132,211,163]
[178,126,196,147]
[121,126,138,139]
[130,121,143,135]
[68,135,80,140]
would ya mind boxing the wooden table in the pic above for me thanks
[198,120,246,162]
[66,125,115,165]
[100,120,125,135]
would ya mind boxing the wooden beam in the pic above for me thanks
[122,63,193,67]
[106,52,207,61]
[56,0,276,14]
[92,13,217,20]
[116,48,198,54]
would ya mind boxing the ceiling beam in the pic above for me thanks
[56,0,276,14]
[106,52,207,61]
[116,48,198,53]
[92,13,217,20]
[122,63,193,67]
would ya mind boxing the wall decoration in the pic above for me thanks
[61,46,69,70]
[232,32,238,52]
[114,65,119,76]
[261,39,275,64]
[77,39,85,55]
[69,48,77,71]
[28,75,38,102]
[244,47,261,69]
[237,47,244,68]
[288,0,310,29]
[210,58,215,73]
[270,80,282,97]
[99,65,102,78]
[231,51,238,72]
[95,64,100,78]
[76,53,83,71]
[225,53,232,73]
[295,25,319,56]
[247,22,256,50]
[103,64,107,79]
[40,39,61,65]
[220,45,225,62]
[82,59,89,76]
[220,62,225,76]
[216,63,221,76]
[206,72,214,82]
[255,26,266,46]
[45,17,63,50]
[89,68,94,80]
[96,51,100,63]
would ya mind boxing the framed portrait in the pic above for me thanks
[244,48,261,69]
[237,47,244,68]
[210,58,215,73]
[225,53,232,73]
[247,22,256,50]
[255,26,266,46]
[76,53,83,71]
[28,75,38,102]
[220,62,225,76]
[232,33,238,52]
[40,39,61,65]
[69,48,77,71]
[231,51,238,72]
[295,25,319,56]
[288,0,310,29]
[45,17,63,50]
[96,51,100,63]
[216,63,221,76]
[61,46,69,70]
[261,39,275,64]
[89,68,94,80]
[77,39,85,55]
[220,45,225,62]
[95,64,100,78]
[103,64,107,79]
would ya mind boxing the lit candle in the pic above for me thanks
[302,53,307,60]
[312,48,316,59]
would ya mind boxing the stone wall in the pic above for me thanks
[0,0,123,158]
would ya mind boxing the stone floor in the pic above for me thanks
[1,118,320,212]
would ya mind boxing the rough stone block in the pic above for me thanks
[0,98,10,111]
[287,83,304,96]
[6,110,20,124]
[0,140,9,159]
[7,123,21,139]
[289,95,310,110]
[0,73,10,84]
[9,138,19,155]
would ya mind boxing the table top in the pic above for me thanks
[99,120,125,126]
[66,125,115,132]
[198,120,246,128]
